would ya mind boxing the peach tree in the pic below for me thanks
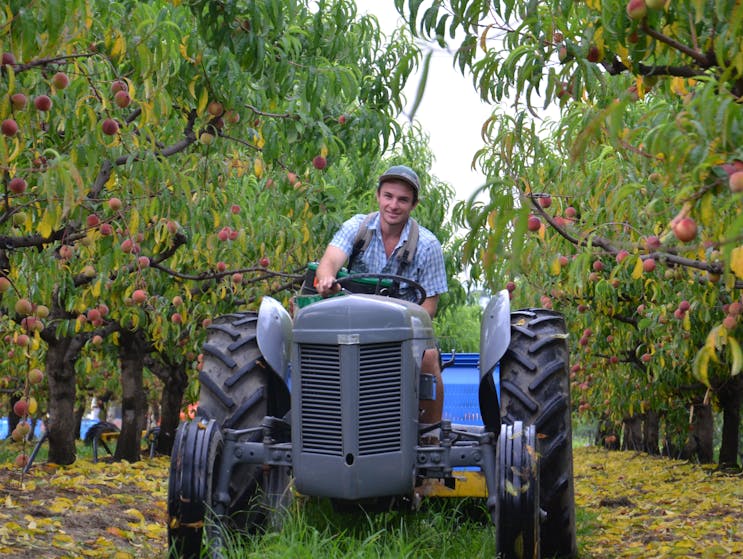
[400,0,742,466]
[0,0,433,464]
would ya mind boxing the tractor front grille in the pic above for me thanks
[298,341,403,457]
[299,344,342,455]
[358,343,402,455]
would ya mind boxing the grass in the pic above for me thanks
[208,498,496,559]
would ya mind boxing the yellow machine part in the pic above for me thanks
[416,470,488,498]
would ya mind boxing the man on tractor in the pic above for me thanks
[314,164,448,432]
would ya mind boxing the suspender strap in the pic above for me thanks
[348,212,419,274]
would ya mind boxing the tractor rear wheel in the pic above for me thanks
[499,309,576,558]
[197,312,291,530]
[495,421,539,559]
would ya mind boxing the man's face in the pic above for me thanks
[376,181,417,227]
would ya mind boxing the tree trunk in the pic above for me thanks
[642,410,660,455]
[7,393,21,438]
[115,329,147,462]
[144,354,188,455]
[717,375,742,469]
[43,335,84,465]
[622,415,643,450]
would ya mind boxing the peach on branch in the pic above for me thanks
[100,223,114,236]
[207,101,224,117]
[199,132,215,145]
[52,72,70,89]
[564,206,577,218]
[132,289,148,304]
[35,305,49,318]
[1,118,18,136]
[171,313,183,324]
[91,334,103,345]
[15,454,29,468]
[538,195,552,208]
[10,93,27,110]
[8,177,27,194]
[101,118,119,135]
[616,250,629,263]
[13,399,29,417]
[59,244,74,259]
[0,277,10,292]
[114,90,131,108]
[312,155,327,170]
[1,52,16,66]
[108,197,122,211]
[137,256,150,268]
[626,0,647,19]
[729,171,743,193]
[642,258,656,272]
[26,368,42,390]
[34,95,52,111]
[527,214,541,231]
[259,257,270,268]
[673,217,697,243]
[15,298,33,315]
[111,80,128,94]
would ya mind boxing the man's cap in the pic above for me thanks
[378,165,420,194]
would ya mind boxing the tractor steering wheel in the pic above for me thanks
[335,273,427,306]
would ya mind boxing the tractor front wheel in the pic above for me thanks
[499,309,576,558]
[495,421,539,559]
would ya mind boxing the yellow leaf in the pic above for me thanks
[110,33,126,63]
[729,336,742,377]
[197,87,208,115]
[550,256,562,276]
[631,256,644,279]
[730,246,743,280]
[693,346,712,387]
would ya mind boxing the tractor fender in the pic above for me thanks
[479,289,511,381]
[257,296,292,383]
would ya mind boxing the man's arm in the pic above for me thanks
[421,294,439,319]
[315,245,348,297]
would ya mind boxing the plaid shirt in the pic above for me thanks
[329,213,448,301]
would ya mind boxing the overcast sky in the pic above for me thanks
[354,0,493,203]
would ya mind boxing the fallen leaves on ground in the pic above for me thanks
[574,446,743,558]
[0,457,169,558]
[0,448,741,558]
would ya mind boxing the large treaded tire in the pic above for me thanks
[495,421,539,559]
[196,312,291,528]
[499,309,577,558]
[167,418,223,559]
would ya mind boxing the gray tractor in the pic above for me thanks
[167,272,576,558]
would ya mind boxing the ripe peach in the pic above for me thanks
[673,217,697,243]
[616,250,629,263]
[729,171,743,193]
[0,277,10,292]
[114,90,131,108]
[13,399,29,417]
[15,298,33,315]
[52,72,70,89]
[312,155,327,170]
[626,0,647,20]
[1,119,18,136]
[207,101,224,117]
[132,289,147,304]
[34,95,52,111]
[527,215,541,231]
[10,93,27,110]
[111,80,128,94]
[101,118,119,135]
[8,177,27,194]
[642,258,656,272]
[564,206,577,218]
[1,52,16,66]
[108,197,122,211]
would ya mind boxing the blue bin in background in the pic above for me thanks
[440,352,482,427]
